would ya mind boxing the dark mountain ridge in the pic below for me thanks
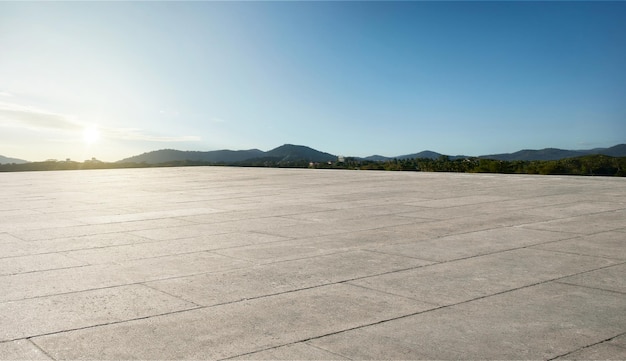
[264,144,336,162]
[480,144,626,161]
[118,144,335,164]
[117,143,626,164]
[119,148,264,164]
[0,155,29,164]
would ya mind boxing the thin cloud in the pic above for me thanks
[0,101,200,142]
[0,103,82,131]
[105,127,201,142]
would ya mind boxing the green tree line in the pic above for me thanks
[318,154,625,176]
[1,154,625,176]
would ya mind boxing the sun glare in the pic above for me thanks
[83,126,100,144]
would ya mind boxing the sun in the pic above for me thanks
[83,126,100,144]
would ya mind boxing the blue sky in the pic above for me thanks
[1,1,624,162]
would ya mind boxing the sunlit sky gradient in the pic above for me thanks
[1,1,625,162]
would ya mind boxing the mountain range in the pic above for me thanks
[479,144,626,161]
[117,143,626,164]
[0,155,29,164]
[118,144,337,164]
[2,144,625,165]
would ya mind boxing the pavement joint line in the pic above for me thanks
[1,261,446,342]
[212,249,356,267]
[0,235,187,260]
[232,270,626,360]
[0,249,426,305]
[6,222,208,243]
[555,279,626,296]
[14,305,205,345]
[527,246,626,262]
[0,264,91,278]
[0,246,259,277]
[343,281,442,306]
[359,231,586,267]
[0,261,254,304]
[304,342,354,360]
[546,331,626,361]
[25,337,55,361]
[139,282,204,308]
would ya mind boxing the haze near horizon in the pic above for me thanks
[1,1,624,162]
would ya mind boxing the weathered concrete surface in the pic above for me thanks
[0,167,624,360]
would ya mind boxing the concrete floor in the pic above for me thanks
[0,167,625,360]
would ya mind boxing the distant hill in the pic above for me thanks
[595,144,626,157]
[480,144,626,161]
[397,150,444,160]
[118,144,335,164]
[0,155,28,164]
[364,151,445,161]
[118,143,626,165]
[363,155,391,161]
[118,149,264,164]
[264,144,336,162]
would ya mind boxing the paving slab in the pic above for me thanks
[0,168,625,360]
[8,218,193,242]
[371,227,574,262]
[309,282,626,360]
[531,230,626,260]
[348,248,618,306]
[558,263,626,294]
[147,249,432,306]
[0,252,250,302]
[230,343,350,360]
[0,340,52,360]
[0,232,155,258]
[555,341,626,360]
[0,253,87,276]
[61,232,287,265]
[521,209,626,234]
[0,232,24,243]
[0,284,197,341]
[31,284,434,360]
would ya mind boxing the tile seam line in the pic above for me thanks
[0,263,92,278]
[0,222,606,269]
[360,229,584,266]
[223,268,626,361]
[207,249,356,267]
[0,261,256,304]
[7,202,621,238]
[140,282,203,308]
[19,305,204,344]
[555,277,626,296]
[305,342,354,360]
[203,227,597,284]
[0,247,256,278]
[7,278,372,343]
[1,261,446,341]
[249,217,420,240]
[0,254,429,305]
[5,221,206,242]
[401,194,589,211]
[4,217,202,242]
[546,331,626,361]
[516,208,626,223]
[0,233,217,260]
[528,247,626,262]
[25,337,55,361]
[339,259,626,305]
[0,237,218,260]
